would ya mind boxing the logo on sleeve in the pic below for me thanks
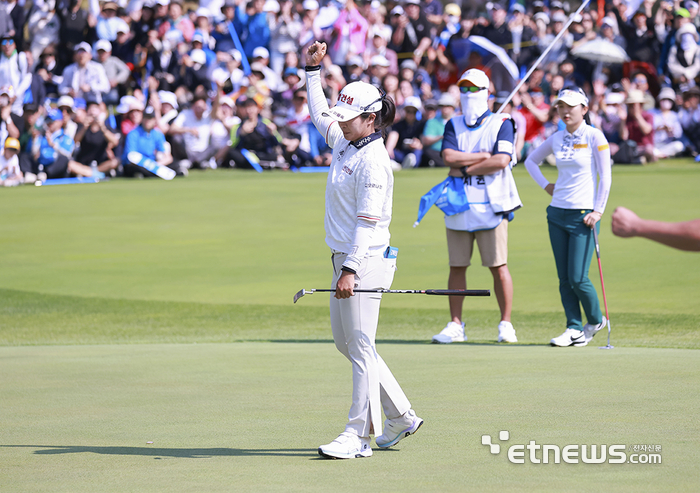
[498,140,514,154]
[365,183,383,189]
[342,165,354,175]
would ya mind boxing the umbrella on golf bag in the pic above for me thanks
[413,176,470,227]
[570,38,630,64]
[446,35,520,92]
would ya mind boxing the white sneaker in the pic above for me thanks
[497,321,517,343]
[375,410,424,449]
[583,317,607,343]
[318,432,372,459]
[432,321,465,344]
[550,328,587,347]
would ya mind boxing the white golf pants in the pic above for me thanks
[329,252,411,438]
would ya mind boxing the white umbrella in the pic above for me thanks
[571,38,630,64]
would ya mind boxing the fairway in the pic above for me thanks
[1,164,699,491]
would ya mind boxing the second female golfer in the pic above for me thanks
[524,87,612,347]
[305,41,422,459]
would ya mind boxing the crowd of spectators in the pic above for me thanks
[2,0,700,184]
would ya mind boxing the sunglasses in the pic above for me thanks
[1,39,14,46]
[459,86,485,93]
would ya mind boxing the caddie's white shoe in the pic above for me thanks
[497,321,517,343]
[550,328,587,347]
[432,321,465,344]
[318,432,372,459]
[583,317,607,343]
[375,409,424,449]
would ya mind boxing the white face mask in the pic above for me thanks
[660,100,673,111]
[460,90,489,126]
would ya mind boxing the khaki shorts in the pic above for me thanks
[446,219,508,268]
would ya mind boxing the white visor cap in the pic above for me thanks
[322,82,383,122]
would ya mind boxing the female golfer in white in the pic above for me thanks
[305,41,422,459]
[524,87,612,347]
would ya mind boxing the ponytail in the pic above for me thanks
[362,92,396,138]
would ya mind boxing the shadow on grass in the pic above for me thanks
[1,444,317,459]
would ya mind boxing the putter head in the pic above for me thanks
[598,345,615,350]
[293,289,307,304]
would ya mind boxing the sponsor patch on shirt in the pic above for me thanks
[365,183,383,189]
[598,143,610,151]
[497,140,514,154]
[342,165,354,175]
[573,144,588,149]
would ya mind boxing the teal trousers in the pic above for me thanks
[547,206,603,331]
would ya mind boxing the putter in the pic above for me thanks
[592,227,614,349]
[294,288,490,304]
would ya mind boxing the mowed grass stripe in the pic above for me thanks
[1,288,697,348]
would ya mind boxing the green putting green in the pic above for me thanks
[0,163,698,491]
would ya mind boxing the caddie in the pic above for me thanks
[431,68,522,345]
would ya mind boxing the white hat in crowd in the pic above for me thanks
[263,0,280,12]
[322,81,383,122]
[57,95,74,109]
[604,92,626,105]
[302,0,319,10]
[116,95,144,114]
[74,41,92,53]
[658,87,677,102]
[404,96,422,111]
[196,7,211,18]
[158,90,179,109]
[437,93,457,107]
[252,46,270,59]
[190,48,206,65]
[625,89,646,105]
[370,55,390,67]
[94,39,112,52]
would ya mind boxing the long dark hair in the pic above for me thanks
[362,91,396,138]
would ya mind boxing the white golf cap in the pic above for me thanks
[604,92,625,105]
[555,88,589,106]
[391,5,404,15]
[74,41,92,52]
[658,87,676,102]
[196,6,211,17]
[220,96,235,107]
[94,39,112,52]
[457,68,490,89]
[190,48,206,65]
[404,96,422,110]
[252,46,270,59]
[115,18,131,33]
[57,95,74,108]
[229,49,242,62]
[158,90,178,109]
[116,95,144,114]
[347,55,364,67]
[437,93,457,107]
[302,0,319,10]
[263,0,279,12]
[601,17,615,28]
[534,12,550,24]
[370,54,390,67]
[322,82,383,122]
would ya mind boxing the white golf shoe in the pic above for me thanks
[432,321,466,344]
[375,409,424,449]
[318,432,372,459]
[583,317,607,343]
[550,328,587,347]
[497,321,518,343]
